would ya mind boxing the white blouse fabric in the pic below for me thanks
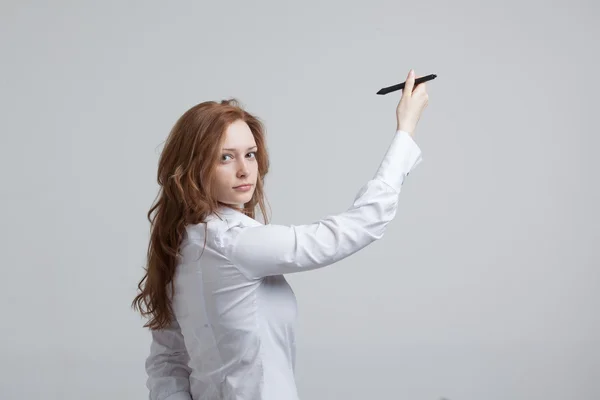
[144,129,423,400]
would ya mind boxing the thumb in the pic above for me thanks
[403,69,415,95]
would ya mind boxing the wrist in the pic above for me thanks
[397,127,414,138]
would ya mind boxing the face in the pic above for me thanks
[213,119,258,208]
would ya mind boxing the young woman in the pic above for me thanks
[132,68,429,400]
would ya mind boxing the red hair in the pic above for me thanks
[131,98,271,330]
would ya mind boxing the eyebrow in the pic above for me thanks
[222,146,258,152]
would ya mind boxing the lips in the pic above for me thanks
[234,184,253,189]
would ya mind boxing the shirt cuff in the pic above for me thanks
[373,129,423,193]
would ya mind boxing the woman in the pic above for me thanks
[132,68,429,400]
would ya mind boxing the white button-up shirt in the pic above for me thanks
[144,129,423,400]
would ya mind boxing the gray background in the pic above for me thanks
[1,1,598,399]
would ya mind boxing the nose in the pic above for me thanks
[236,159,250,177]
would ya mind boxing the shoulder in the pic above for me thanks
[184,216,227,244]
[184,212,262,247]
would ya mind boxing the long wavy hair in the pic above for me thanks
[131,98,271,330]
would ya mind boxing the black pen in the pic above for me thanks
[376,73,437,95]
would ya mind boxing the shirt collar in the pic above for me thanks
[213,205,263,226]
[215,205,243,217]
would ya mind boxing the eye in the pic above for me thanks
[221,152,257,162]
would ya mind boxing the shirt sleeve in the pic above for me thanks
[218,129,423,280]
[145,317,193,400]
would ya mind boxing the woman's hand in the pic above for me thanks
[396,69,429,137]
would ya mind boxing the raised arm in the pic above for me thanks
[145,317,192,400]
[217,129,423,280]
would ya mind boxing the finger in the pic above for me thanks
[413,81,427,95]
[403,69,415,96]
[412,74,425,92]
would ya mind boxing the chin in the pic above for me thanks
[228,192,254,205]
